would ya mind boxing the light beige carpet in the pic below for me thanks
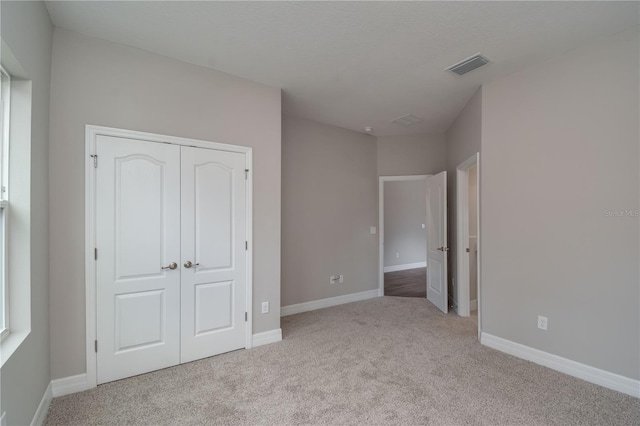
[45,297,639,425]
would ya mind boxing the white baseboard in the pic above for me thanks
[252,328,282,347]
[48,332,283,400]
[51,373,90,397]
[470,299,478,311]
[481,332,640,398]
[281,289,379,317]
[30,382,52,426]
[383,262,426,273]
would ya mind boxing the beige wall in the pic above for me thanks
[481,28,639,379]
[444,89,482,310]
[0,1,52,424]
[377,133,446,176]
[49,29,282,380]
[383,180,426,267]
[282,116,377,307]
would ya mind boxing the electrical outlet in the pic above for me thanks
[537,315,548,330]
[339,274,344,283]
[396,252,400,259]
[261,301,269,314]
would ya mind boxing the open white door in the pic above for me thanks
[426,171,448,313]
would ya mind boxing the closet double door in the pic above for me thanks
[95,135,247,384]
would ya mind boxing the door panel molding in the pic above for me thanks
[85,125,253,388]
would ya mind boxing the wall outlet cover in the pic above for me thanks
[261,301,270,314]
[537,315,548,330]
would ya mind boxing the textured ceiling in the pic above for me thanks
[44,1,639,136]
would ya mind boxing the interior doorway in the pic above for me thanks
[378,173,449,314]
[455,153,481,336]
[378,176,428,298]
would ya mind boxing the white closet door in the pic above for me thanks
[180,146,247,363]
[96,135,181,384]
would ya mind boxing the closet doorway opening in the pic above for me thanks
[85,126,253,387]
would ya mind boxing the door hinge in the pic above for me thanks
[245,241,248,250]
[90,154,98,168]
[245,169,249,180]
[245,312,248,322]
[95,248,98,260]
[466,248,470,253]
[94,340,98,353]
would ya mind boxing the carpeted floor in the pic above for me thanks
[45,297,639,425]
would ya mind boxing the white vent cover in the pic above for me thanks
[392,114,424,127]
[446,53,490,76]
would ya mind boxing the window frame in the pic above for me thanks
[0,65,11,339]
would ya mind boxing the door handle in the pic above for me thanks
[183,261,200,268]
[161,262,178,270]
[437,247,450,252]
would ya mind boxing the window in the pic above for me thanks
[0,57,32,365]
[0,66,10,338]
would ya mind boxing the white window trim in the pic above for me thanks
[0,221,6,341]
[0,65,10,340]
[1,65,9,200]
[0,202,7,341]
[0,63,33,366]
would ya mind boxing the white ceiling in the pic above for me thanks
[44,1,639,136]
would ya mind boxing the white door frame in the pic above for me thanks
[455,153,481,336]
[85,125,253,389]
[378,175,430,296]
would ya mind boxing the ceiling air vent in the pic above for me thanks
[392,114,423,127]
[446,53,490,76]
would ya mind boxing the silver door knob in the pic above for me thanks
[161,262,178,270]
[437,247,450,252]
[183,261,200,268]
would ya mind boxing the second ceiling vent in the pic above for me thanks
[392,114,423,127]
[446,53,490,76]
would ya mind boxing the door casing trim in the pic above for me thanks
[455,152,480,338]
[85,125,253,388]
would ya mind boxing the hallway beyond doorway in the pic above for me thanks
[384,267,426,298]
